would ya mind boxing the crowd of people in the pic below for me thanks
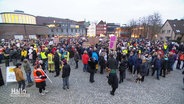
[0,37,184,96]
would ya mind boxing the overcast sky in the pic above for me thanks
[0,0,184,25]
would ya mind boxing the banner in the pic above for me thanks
[82,42,91,48]
[6,66,16,83]
[88,37,99,45]
[54,37,59,44]
[109,35,117,50]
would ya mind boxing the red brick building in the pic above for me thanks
[96,20,106,36]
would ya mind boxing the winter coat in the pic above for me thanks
[23,62,32,73]
[74,52,80,62]
[128,55,135,66]
[13,68,25,81]
[119,60,128,72]
[107,57,118,69]
[82,53,89,64]
[108,70,118,89]
[92,51,99,61]
[62,64,71,78]
[88,59,96,73]
[154,58,162,69]
[99,56,106,66]
[32,50,37,60]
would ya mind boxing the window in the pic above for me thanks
[162,30,165,33]
[176,30,180,33]
[61,28,63,32]
[167,30,170,33]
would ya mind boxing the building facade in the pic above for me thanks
[158,19,184,41]
[106,23,120,36]
[96,20,106,36]
[0,11,49,40]
[36,16,87,37]
[87,22,96,37]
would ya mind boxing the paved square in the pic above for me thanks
[0,61,184,104]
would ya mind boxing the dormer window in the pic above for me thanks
[176,30,180,33]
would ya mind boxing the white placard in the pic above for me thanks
[6,66,16,83]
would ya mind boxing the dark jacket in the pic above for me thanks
[32,50,37,60]
[11,49,18,59]
[99,56,106,67]
[62,64,71,78]
[74,52,80,61]
[107,57,118,69]
[128,55,135,66]
[119,60,128,72]
[88,59,96,73]
[54,52,60,64]
[154,58,162,69]
[108,70,118,89]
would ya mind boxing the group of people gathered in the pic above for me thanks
[0,37,184,96]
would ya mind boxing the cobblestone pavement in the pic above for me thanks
[0,61,184,104]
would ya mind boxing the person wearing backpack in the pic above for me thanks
[119,55,128,83]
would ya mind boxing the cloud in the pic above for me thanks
[0,0,184,24]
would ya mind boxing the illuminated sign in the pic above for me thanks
[0,13,36,24]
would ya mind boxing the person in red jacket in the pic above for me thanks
[82,50,89,72]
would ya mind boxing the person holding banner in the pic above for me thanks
[33,64,48,95]
[0,67,4,86]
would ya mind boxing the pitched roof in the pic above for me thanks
[168,19,184,34]
[98,20,106,24]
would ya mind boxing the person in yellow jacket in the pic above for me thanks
[40,49,48,71]
[13,63,26,91]
[21,48,28,61]
[48,51,55,73]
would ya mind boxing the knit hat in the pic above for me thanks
[63,59,67,64]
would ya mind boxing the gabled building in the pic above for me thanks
[87,22,96,37]
[158,19,184,41]
[96,20,106,36]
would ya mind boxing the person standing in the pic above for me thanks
[152,55,162,80]
[54,51,60,77]
[62,60,71,90]
[128,52,135,74]
[0,67,4,86]
[182,70,184,90]
[119,56,128,83]
[82,50,89,72]
[40,49,48,71]
[88,57,96,83]
[21,48,27,62]
[11,46,18,66]
[47,51,55,73]
[74,50,80,69]
[33,64,48,95]
[4,46,10,67]
[23,59,33,87]
[107,54,118,95]
[32,49,37,66]
[13,63,26,91]
[99,52,106,74]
